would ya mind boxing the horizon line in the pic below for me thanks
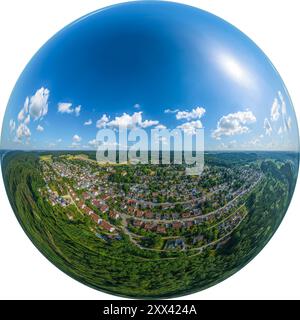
[1,148,299,153]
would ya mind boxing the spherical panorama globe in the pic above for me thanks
[1,1,299,298]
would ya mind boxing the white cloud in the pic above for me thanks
[75,105,81,117]
[164,108,179,114]
[58,103,81,116]
[17,98,30,122]
[24,97,29,113]
[18,108,26,122]
[12,88,49,145]
[17,88,48,125]
[16,123,31,140]
[58,102,73,114]
[108,112,142,129]
[72,134,82,147]
[177,120,203,135]
[279,91,292,132]
[212,110,256,139]
[271,97,280,122]
[263,91,292,137]
[84,119,92,126]
[278,91,285,112]
[264,118,272,136]
[36,125,44,132]
[12,87,49,145]
[29,87,49,120]
[72,134,82,143]
[96,112,160,130]
[140,119,159,128]
[88,139,98,147]
[9,119,16,132]
[24,115,30,125]
[57,138,62,143]
[107,112,158,129]
[134,103,141,109]
[176,107,206,121]
[96,114,109,128]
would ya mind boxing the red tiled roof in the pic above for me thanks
[172,221,182,229]
[101,220,115,232]
[135,210,144,217]
[156,225,166,234]
[145,211,153,218]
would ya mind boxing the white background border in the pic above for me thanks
[0,0,299,300]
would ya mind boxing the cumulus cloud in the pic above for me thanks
[176,107,206,121]
[17,98,29,122]
[84,119,92,126]
[72,134,82,143]
[9,119,16,132]
[177,120,203,135]
[16,123,31,140]
[108,112,142,129]
[212,110,256,139]
[24,115,30,125]
[29,87,49,120]
[19,89,47,123]
[24,97,29,113]
[12,88,49,144]
[57,103,81,117]
[264,118,272,136]
[96,114,109,128]
[271,98,280,122]
[266,91,292,135]
[18,108,26,122]
[36,125,44,132]
[58,103,73,114]
[278,91,286,113]
[133,103,141,109]
[278,91,292,132]
[104,112,159,130]
[88,139,98,147]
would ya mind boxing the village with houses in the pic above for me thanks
[40,153,264,252]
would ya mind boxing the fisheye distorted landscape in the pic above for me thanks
[1,1,299,298]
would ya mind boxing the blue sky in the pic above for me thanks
[1,1,299,151]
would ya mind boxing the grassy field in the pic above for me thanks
[40,154,52,161]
